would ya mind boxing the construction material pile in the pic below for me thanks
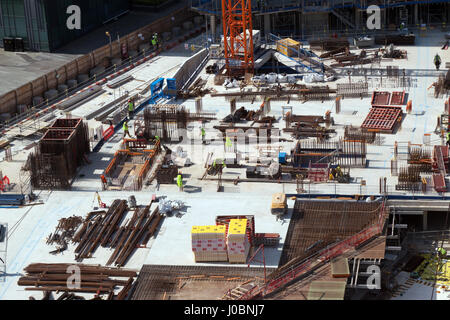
[47,216,83,255]
[191,225,228,262]
[158,198,185,216]
[227,219,250,264]
[283,111,335,139]
[222,106,262,123]
[375,33,415,45]
[309,38,349,51]
[179,77,210,98]
[276,38,301,57]
[44,199,165,267]
[18,263,136,300]
[382,44,407,59]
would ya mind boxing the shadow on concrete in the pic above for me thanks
[183,185,202,193]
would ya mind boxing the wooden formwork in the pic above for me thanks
[103,141,160,191]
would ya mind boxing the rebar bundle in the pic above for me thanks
[19,263,137,299]
[71,199,164,267]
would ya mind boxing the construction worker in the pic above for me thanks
[151,35,157,51]
[434,53,441,70]
[155,135,160,141]
[225,137,233,150]
[447,131,450,146]
[200,127,206,144]
[336,165,343,177]
[128,99,134,118]
[123,119,131,138]
[399,22,405,31]
[439,247,447,258]
[177,172,183,192]
[152,33,159,50]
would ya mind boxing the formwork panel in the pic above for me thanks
[371,91,391,106]
[390,91,405,105]
[361,106,402,133]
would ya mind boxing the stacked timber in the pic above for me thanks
[226,219,250,264]
[191,225,228,262]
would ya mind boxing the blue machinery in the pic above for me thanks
[148,78,177,103]
[148,78,165,104]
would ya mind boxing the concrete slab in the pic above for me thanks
[0,191,289,300]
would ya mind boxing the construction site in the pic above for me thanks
[0,0,450,302]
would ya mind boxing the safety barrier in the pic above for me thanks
[0,176,10,192]
[102,125,115,142]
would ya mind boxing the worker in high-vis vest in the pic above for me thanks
[176,173,183,191]
[225,137,232,149]
[446,131,450,146]
[154,33,159,48]
[434,53,441,70]
[439,247,447,258]
[123,120,131,138]
[200,127,206,144]
[128,99,134,118]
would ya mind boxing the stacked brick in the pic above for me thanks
[226,219,250,263]
[191,225,228,262]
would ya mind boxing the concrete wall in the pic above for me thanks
[0,7,196,116]
[173,48,209,91]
